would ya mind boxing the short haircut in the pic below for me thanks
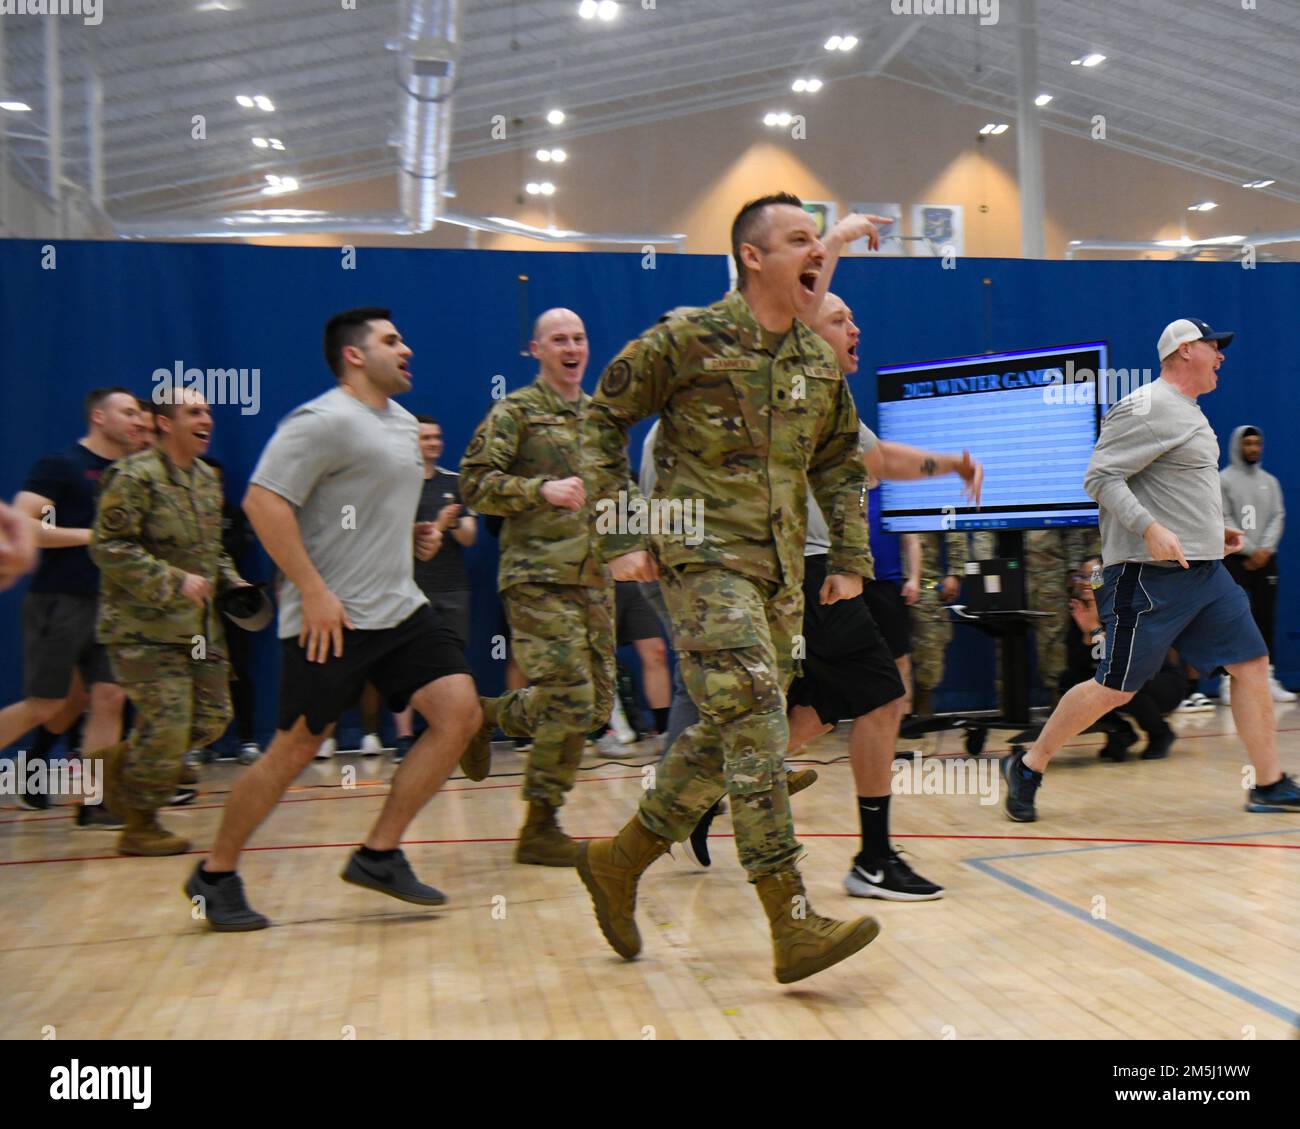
[1241,426,1261,440]
[731,192,804,289]
[323,306,392,379]
[415,415,440,427]
[84,386,133,424]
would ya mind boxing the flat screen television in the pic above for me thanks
[875,341,1109,533]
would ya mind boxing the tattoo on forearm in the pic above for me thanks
[920,458,938,476]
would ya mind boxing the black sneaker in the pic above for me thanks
[1002,745,1042,823]
[1245,772,1300,813]
[843,850,944,901]
[18,790,50,811]
[682,800,719,869]
[169,787,199,807]
[74,803,124,830]
[1141,730,1176,760]
[392,735,415,763]
[1099,727,1139,762]
[341,848,447,906]
[184,863,269,932]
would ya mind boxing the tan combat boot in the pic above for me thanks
[575,816,672,959]
[787,767,818,797]
[755,866,881,984]
[99,742,127,814]
[117,809,191,857]
[459,697,499,782]
[515,800,578,867]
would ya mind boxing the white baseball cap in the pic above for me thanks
[1158,317,1235,361]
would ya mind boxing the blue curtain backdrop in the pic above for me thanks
[0,240,1294,743]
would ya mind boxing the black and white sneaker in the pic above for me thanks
[18,790,50,811]
[1245,772,1300,813]
[681,800,720,869]
[169,786,199,807]
[341,848,448,906]
[844,851,944,901]
[185,863,269,932]
[1002,744,1042,822]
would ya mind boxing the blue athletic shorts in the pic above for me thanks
[1094,560,1266,692]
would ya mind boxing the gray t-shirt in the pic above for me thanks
[250,387,428,638]
[1083,378,1224,565]
[805,423,878,556]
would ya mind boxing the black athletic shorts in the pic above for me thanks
[862,579,912,660]
[277,603,471,734]
[22,592,116,698]
[615,580,663,646]
[786,555,906,726]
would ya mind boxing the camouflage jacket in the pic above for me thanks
[584,289,870,587]
[90,448,243,652]
[920,531,970,585]
[460,377,604,590]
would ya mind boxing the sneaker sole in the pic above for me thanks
[1244,801,1300,813]
[340,869,448,907]
[680,837,711,869]
[183,878,270,932]
[575,842,641,959]
[843,874,943,901]
[775,917,881,984]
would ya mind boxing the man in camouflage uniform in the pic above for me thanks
[575,194,882,984]
[909,532,968,715]
[91,390,249,856]
[460,307,614,867]
[973,528,1101,702]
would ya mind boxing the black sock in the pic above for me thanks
[199,864,235,884]
[652,707,669,733]
[359,846,398,861]
[857,794,892,861]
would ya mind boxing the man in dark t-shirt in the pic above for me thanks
[411,416,476,644]
[1,388,142,825]
[392,416,478,759]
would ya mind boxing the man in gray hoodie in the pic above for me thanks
[1220,426,1295,703]
[1003,318,1299,820]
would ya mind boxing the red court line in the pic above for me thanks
[4,830,1298,868]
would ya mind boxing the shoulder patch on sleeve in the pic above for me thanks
[100,506,131,534]
[601,358,633,398]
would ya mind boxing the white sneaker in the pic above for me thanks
[595,732,635,760]
[1270,669,1297,703]
[607,695,638,745]
[314,737,337,761]
[237,742,262,765]
[1177,692,1215,713]
[360,732,385,756]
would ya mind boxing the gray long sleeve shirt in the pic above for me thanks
[1220,424,1285,556]
[1083,378,1224,565]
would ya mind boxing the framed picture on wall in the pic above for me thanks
[801,200,839,238]
[846,202,904,255]
[911,203,964,257]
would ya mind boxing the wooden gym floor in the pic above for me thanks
[2,703,1298,1040]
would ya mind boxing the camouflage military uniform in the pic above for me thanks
[460,378,614,807]
[90,448,241,810]
[584,290,870,879]
[910,532,968,697]
[972,528,1102,697]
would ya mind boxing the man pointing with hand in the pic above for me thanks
[1003,318,1299,820]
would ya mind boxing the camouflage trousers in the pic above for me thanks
[498,581,615,806]
[909,587,954,693]
[639,565,803,880]
[107,643,231,811]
